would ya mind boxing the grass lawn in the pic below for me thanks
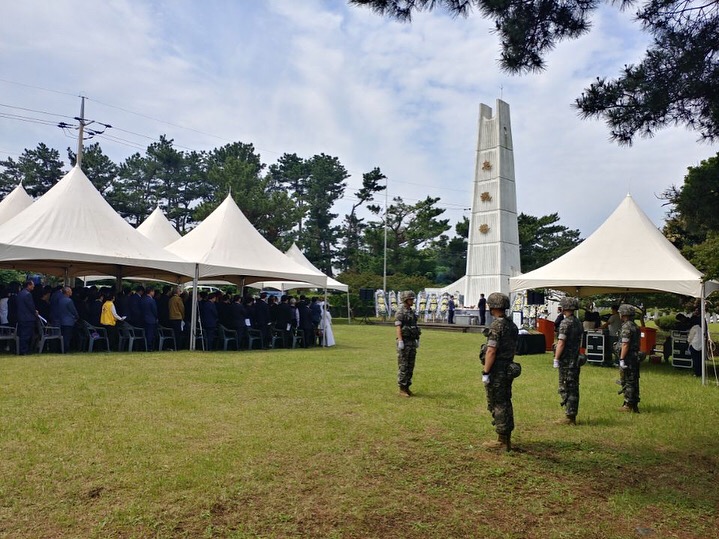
[1,324,718,538]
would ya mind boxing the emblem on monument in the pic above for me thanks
[482,160,491,171]
[479,224,490,234]
[480,191,492,202]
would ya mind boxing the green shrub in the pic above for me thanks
[655,314,681,331]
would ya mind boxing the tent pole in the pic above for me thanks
[189,264,199,351]
[115,266,122,292]
[323,288,328,346]
[346,290,351,324]
[701,284,706,386]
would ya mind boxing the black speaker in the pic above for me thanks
[359,288,375,302]
[527,290,545,305]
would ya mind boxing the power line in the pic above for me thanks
[0,78,79,98]
[0,82,474,203]
[0,102,76,120]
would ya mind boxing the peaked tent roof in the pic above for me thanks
[252,242,348,292]
[165,195,327,287]
[0,183,33,226]
[510,194,719,298]
[137,206,182,247]
[0,166,195,280]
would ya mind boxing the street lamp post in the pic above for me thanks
[383,176,388,298]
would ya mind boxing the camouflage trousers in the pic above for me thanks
[621,358,640,406]
[558,365,580,417]
[397,341,417,388]
[485,365,514,436]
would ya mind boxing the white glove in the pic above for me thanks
[553,359,560,368]
[416,340,420,349]
[397,340,405,351]
[482,373,490,385]
[620,360,627,369]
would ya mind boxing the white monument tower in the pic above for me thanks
[444,99,521,304]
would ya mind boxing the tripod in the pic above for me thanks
[359,299,373,324]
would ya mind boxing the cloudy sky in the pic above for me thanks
[1,0,716,239]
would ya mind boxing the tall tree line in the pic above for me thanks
[0,138,445,279]
[0,138,586,285]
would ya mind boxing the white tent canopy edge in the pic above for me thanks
[510,194,719,385]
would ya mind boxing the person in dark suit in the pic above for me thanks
[478,293,487,326]
[57,286,79,353]
[140,287,158,350]
[231,295,248,348]
[297,296,314,348]
[49,285,64,326]
[274,295,294,348]
[17,280,38,355]
[253,293,271,348]
[128,286,144,327]
[310,297,322,338]
[199,292,220,350]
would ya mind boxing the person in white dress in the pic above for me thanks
[320,301,335,347]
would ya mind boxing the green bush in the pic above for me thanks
[655,314,681,331]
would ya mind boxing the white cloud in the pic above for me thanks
[0,0,715,240]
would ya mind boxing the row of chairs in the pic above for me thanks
[0,322,67,354]
[0,321,307,354]
[200,325,305,351]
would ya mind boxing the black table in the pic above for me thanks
[516,333,547,355]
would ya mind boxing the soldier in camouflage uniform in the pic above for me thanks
[395,291,421,397]
[481,292,519,451]
[617,304,641,413]
[553,296,583,425]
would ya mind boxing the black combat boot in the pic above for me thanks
[483,434,511,452]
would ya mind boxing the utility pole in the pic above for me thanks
[76,96,86,168]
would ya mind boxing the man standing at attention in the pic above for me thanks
[57,286,79,353]
[17,280,38,355]
[617,304,641,413]
[553,297,583,425]
[395,291,421,397]
[478,293,487,326]
[140,287,159,351]
[481,292,519,451]
[447,295,456,324]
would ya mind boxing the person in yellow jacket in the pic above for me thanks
[100,290,126,350]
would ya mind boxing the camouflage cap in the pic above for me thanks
[618,304,635,317]
[400,290,416,302]
[487,292,510,310]
[559,296,579,311]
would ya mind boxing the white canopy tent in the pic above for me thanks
[137,206,182,247]
[165,194,328,349]
[253,242,351,322]
[510,194,719,384]
[0,183,33,226]
[0,166,195,282]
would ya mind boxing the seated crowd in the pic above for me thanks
[0,281,327,354]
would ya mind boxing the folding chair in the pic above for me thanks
[82,321,110,352]
[270,328,285,349]
[0,324,20,354]
[218,325,238,351]
[246,328,263,350]
[118,323,147,352]
[38,322,64,354]
[157,326,177,351]
[292,328,305,349]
